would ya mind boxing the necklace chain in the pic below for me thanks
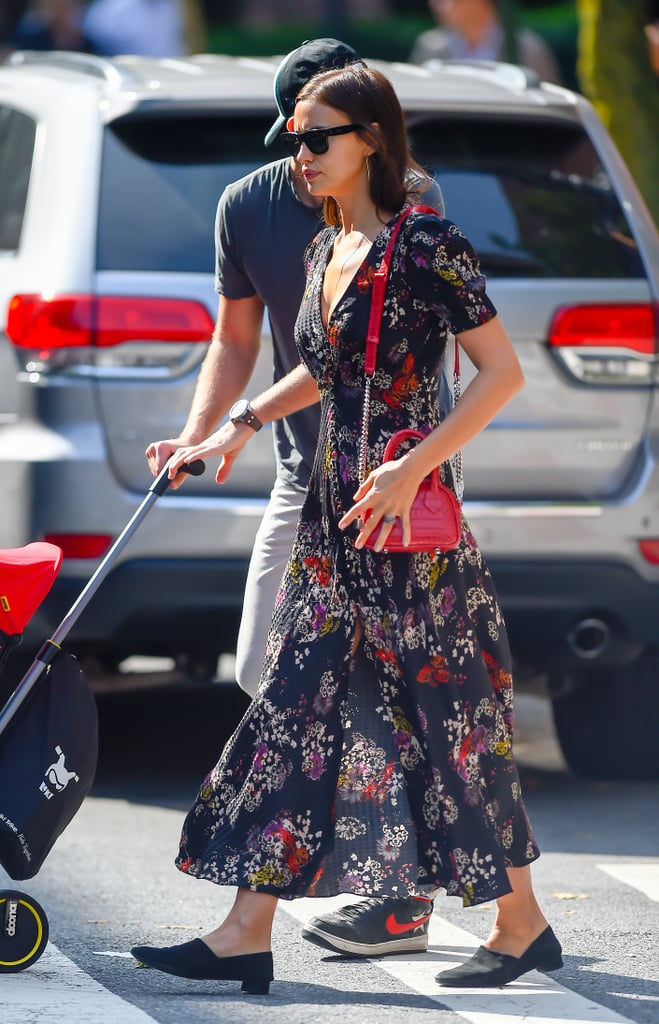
[336,232,370,280]
[324,232,372,325]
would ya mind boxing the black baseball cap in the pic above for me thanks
[264,37,361,147]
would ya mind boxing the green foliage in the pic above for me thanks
[206,5,578,81]
[577,0,659,222]
[524,3,579,86]
[388,0,568,10]
[207,20,432,62]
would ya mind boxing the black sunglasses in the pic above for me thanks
[280,123,363,157]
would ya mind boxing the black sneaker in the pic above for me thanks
[301,896,433,957]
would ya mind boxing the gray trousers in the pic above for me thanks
[235,476,306,697]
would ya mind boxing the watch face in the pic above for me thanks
[230,399,250,420]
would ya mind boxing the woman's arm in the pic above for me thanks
[166,362,320,484]
[339,316,524,550]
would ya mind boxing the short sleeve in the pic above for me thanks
[213,186,257,299]
[401,213,497,335]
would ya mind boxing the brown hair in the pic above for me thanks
[294,63,431,226]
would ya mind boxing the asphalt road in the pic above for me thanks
[2,677,658,1024]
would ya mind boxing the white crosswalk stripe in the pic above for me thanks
[284,895,639,1024]
[596,863,659,903]
[0,943,157,1024]
[2,862,656,1023]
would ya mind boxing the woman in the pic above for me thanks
[131,62,561,993]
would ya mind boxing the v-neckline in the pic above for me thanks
[319,215,399,334]
[320,230,373,333]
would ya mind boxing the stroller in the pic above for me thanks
[0,459,203,971]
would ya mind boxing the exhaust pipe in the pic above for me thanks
[567,618,611,660]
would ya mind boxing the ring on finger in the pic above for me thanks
[383,514,397,524]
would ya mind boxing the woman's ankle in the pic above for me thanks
[484,915,548,956]
[202,916,272,957]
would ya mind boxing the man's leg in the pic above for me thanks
[301,895,435,957]
[235,475,305,697]
[303,641,436,958]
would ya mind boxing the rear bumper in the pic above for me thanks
[22,558,251,662]
[20,556,659,678]
[489,559,659,674]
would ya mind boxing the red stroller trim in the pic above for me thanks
[0,543,63,636]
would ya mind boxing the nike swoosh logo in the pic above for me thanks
[386,910,433,936]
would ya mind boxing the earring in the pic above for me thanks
[365,155,371,181]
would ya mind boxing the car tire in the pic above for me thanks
[550,648,659,780]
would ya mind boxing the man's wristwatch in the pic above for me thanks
[229,399,263,432]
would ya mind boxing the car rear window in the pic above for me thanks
[97,112,645,280]
[407,115,644,278]
[97,115,270,273]
[0,106,36,252]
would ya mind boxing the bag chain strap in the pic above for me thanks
[451,356,464,502]
[359,205,464,504]
[358,376,372,485]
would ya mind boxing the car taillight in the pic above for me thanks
[548,303,657,385]
[6,294,214,377]
[43,533,113,559]
[639,539,659,565]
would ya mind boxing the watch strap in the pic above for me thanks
[231,402,262,432]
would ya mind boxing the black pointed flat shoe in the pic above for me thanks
[436,925,563,988]
[130,939,274,994]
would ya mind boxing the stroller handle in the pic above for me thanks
[0,458,206,738]
[151,458,205,496]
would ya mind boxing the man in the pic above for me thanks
[411,0,561,84]
[146,38,445,958]
[11,0,95,52]
[82,0,204,57]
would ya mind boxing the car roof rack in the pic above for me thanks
[6,49,139,86]
[422,58,541,90]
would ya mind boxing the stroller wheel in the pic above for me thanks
[0,889,49,972]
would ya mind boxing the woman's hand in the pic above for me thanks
[338,456,424,551]
[165,421,255,485]
[340,315,524,546]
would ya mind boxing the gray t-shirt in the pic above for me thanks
[215,158,449,491]
[215,158,323,489]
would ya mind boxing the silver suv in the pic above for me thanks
[0,50,657,779]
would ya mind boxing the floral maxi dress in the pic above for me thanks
[177,210,540,907]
